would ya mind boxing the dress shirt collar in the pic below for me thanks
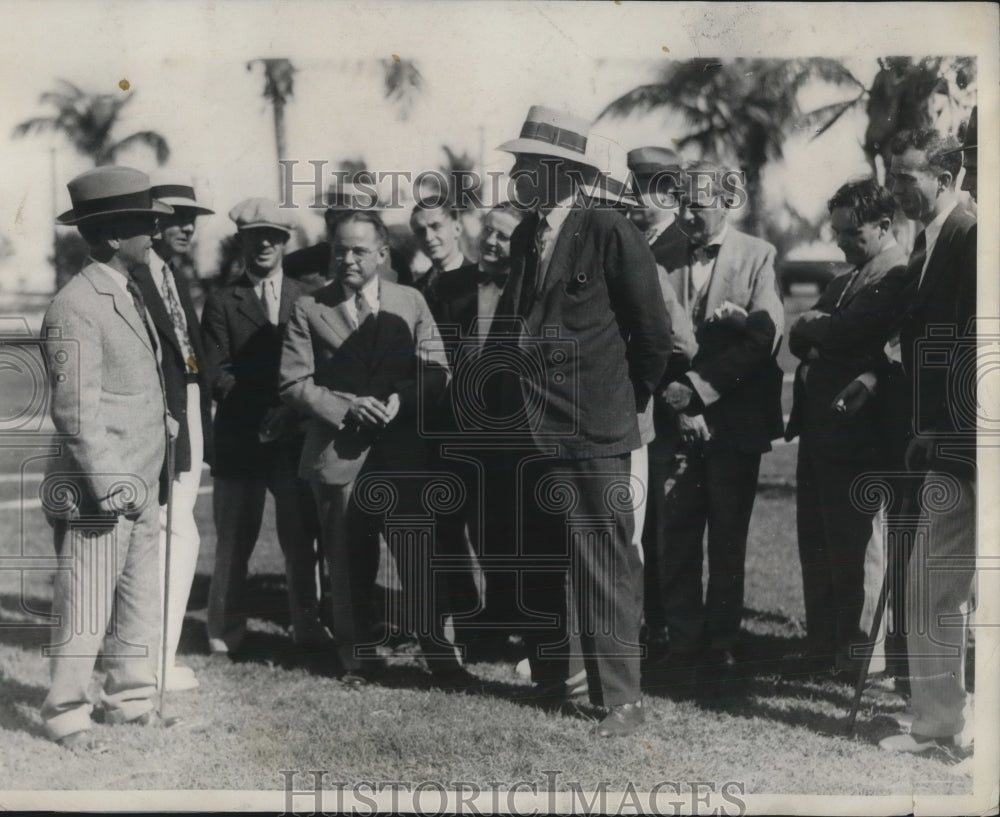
[698,222,729,250]
[91,259,131,296]
[434,248,467,274]
[247,267,284,293]
[356,274,380,309]
[538,195,576,236]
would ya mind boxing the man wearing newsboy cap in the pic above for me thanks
[40,166,182,751]
[490,106,671,736]
[201,199,326,663]
[130,176,215,693]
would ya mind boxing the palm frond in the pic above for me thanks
[106,130,170,165]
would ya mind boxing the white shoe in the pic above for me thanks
[948,755,974,777]
[158,664,200,692]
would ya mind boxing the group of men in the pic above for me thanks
[37,101,978,752]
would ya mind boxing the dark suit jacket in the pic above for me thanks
[132,261,214,474]
[649,221,687,269]
[895,205,977,476]
[201,273,309,478]
[491,205,671,459]
[279,279,449,485]
[659,227,785,454]
[785,241,910,462]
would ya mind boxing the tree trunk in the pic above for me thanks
[272,98,287,199]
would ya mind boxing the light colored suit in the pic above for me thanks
[280,279,454,673]
[40,262,168,739]
[657,226,785,656]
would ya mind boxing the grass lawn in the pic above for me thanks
[0,447,977,798]
[0,290,984,803]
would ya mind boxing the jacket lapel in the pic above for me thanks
[913,209,962,305]
[316,281,355,345]
[838,242,908,309]
[528,207,584,334]
[702,231,738,318]
[81,264,154,353]
[368,281,406,370]
[132,263,183,359]
[233,275,268,328]
[278,275,300,325]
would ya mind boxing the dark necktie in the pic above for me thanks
[355,291,373,327]
[516,217,546,318]
[909,230,927,287]
[689,242,721,264]
[126,279,159,352]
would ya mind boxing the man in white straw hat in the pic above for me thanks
[40,166,183,751]
[131,176,215,692]
[489,105,671,737]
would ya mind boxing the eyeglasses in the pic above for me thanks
[331,245,379,259]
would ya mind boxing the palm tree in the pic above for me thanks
[598,58,866,235]
[248,58,297,194]
[13,78,169,165]
[250,57,424,197]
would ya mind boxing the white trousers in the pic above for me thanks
[630,443,649,564]
[158,382,203,671]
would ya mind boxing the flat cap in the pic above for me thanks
[228,197,294,236]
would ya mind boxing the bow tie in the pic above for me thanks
[689,242,721,262]
[478,270,509,288]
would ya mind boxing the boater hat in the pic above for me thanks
[582,134,640,207]
[56,166,174,226]
[497,105,599,168]
[149,174,215,215]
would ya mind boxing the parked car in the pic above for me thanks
[777,258,852,295]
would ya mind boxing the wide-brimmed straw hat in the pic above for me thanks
[497,105,598,168]
[56,166,174,226]
[582,134,640,207]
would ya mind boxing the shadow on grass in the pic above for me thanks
[0,674,48,739]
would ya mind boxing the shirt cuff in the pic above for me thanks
[855,371,878,394]
[686,371,721,408]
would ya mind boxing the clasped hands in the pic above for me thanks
[348,393,400,429]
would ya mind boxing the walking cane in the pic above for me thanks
[159,433,177,718]
[847,490,911,733]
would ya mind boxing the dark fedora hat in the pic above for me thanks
[56,166,174,226]
[627,146,682,177]
[149,173,215,215]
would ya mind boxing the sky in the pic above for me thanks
[0,1,996,292]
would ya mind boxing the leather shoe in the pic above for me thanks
[878,732,961,753]
[340,671,369,689]
[521,677,590,713]
[429,666,483,694]
[597,700,645,738]
[131,710,186,729]
[56,730,110,754]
